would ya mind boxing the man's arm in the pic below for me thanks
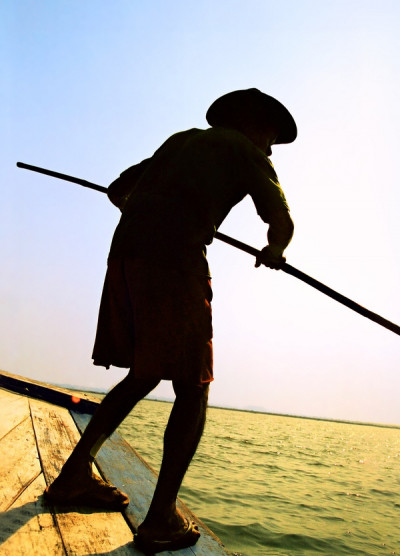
[255,209,294,269]
[107,158,152,211]
[243,150,293,269]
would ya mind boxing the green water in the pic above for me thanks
[116,399,400,555]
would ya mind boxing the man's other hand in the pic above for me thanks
[255,245,286,270]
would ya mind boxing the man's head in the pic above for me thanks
[206,88,297,148]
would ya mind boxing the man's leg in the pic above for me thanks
[137,381,209,539]
[46,369,159,502]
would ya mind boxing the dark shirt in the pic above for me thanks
[107,127,290,276]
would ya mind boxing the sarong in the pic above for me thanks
[92,258,213,385]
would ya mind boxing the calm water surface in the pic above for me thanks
[117,399,400,555]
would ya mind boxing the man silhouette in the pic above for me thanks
[45,88,297,552]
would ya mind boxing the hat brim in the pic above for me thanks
[206,88,297,144]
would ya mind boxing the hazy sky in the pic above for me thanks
[2,1,400,424]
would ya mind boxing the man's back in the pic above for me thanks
[108,127,289,274]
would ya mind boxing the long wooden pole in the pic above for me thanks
[16,161,400,337]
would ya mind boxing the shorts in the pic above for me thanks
[92,258,213,385]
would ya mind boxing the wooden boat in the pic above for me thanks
[0,369,229,555]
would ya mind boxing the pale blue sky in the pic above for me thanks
[1,1,400,424]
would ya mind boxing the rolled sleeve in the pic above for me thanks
[247,155,290,223]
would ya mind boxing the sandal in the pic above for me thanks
[44,473,130,511]
[134,519,200,553]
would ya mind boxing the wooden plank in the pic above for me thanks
[72,413,229,555]
[29,398,82,483]
[53,511,136,555]
[29,398,137,555]
[0,414,41,512]
[0,388,30,441]
[0,474,65,555]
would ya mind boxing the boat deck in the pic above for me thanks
[0,370,229,555]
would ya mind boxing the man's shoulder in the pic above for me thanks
[155,127,267,175]
[177,126,260,155]
[163,128,204,144]
[168,126,248,143]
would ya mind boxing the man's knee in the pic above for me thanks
[123,368,160,392]
[172,380,210,401]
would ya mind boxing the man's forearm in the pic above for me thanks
[267,210,294,255]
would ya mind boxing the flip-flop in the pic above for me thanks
[44,474,130,511]
[134,519,200,554]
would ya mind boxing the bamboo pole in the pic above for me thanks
[16,161,400,337]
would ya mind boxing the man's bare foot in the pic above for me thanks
[44,466,129,510]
